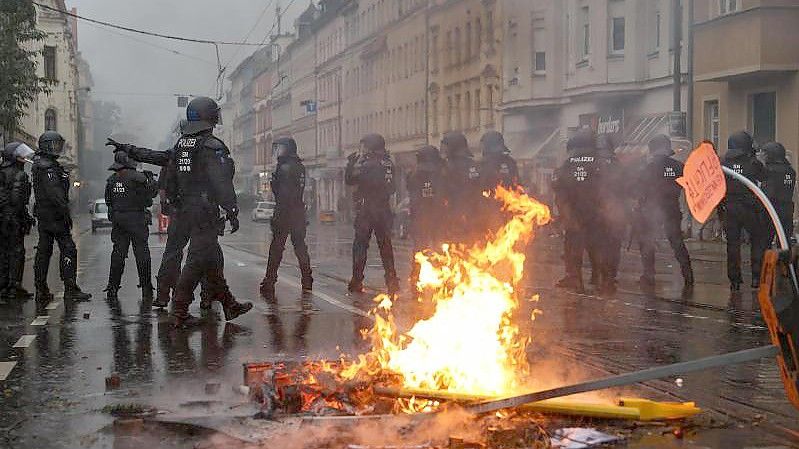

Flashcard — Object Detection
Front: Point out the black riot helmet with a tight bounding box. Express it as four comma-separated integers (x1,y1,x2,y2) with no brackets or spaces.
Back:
108,150,137,171
2,142,21,165
440,132,470,159
273,137,298,159
648,134,673,156
763,142,788,164
183,96,221,135
480,131,509,157
566,128,595,155
360,133,386,155
416,145,443,170
37,131,65,156
728,130,755,156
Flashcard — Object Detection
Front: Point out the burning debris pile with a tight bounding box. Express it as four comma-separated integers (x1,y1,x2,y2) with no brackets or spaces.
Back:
247,187,554,418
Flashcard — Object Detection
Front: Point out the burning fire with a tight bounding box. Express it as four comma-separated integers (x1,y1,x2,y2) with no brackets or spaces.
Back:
339,186,551,401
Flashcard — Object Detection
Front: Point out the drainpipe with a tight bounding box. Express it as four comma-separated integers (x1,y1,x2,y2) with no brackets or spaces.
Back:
686,0,695,140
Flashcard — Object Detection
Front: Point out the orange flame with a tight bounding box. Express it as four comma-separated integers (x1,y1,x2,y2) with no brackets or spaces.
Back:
340,186,551,400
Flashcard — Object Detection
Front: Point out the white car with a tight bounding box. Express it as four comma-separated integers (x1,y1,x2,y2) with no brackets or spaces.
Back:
251,201,276,222
90,199,111,233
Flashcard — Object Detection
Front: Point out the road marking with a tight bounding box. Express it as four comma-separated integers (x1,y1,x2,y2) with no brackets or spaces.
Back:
30,316,49,326
0,361,17,380
279,275,372,319
13,335,36,348
45,301,62,310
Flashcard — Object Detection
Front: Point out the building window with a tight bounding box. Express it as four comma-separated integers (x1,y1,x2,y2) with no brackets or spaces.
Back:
431,34,439,71
44,108,57,132
431,98,438,135
611,17,625,53
704,100,719,149
464,91,471,129
474,89,481,126
534,52,547,72
454,27,461,65
447,96,453,132
445,31,452,67
654,9,661,50
752,92,776,147
475,18,482,56
580,6,590,60
719,0,738,15
43,46,57,80
465,22,472,60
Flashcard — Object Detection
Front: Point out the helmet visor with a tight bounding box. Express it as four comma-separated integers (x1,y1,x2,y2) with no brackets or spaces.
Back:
272,142,292,158
15,143,34,162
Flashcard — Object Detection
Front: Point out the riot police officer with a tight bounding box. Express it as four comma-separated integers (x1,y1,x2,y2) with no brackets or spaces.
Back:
345,133,399,295
722,130,768,290
107,122,213,310
636,135,694,289
0,142,34,301
104,150,159,300
406,145,446,287
761,142,796,244
162,96,252,327
594,134,625,293
32,131,91,302
552,129,601,293
480,131,520,234
442,132,483,243
259,137,313,300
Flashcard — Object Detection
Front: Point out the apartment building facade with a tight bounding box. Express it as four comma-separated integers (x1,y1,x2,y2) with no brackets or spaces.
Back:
692,0,799,162
17,1,82,170
501,0,690,197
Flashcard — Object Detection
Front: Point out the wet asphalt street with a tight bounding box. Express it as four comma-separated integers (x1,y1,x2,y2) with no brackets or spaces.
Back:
0,213,797,448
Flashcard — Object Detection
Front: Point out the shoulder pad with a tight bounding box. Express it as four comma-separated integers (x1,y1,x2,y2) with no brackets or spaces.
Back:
204,136,229,153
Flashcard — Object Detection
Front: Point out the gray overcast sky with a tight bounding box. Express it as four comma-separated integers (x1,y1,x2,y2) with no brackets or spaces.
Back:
67,0,304,148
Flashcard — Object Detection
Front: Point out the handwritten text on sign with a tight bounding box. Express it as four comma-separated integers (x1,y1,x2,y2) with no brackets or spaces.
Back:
676,142,727,224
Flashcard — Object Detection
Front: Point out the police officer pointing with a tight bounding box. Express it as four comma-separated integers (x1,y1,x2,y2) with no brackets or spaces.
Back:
104,150,159,301
32,131,91,302
346,133,399,295
0,142,34,301
260,137,313,300
161,96,252,327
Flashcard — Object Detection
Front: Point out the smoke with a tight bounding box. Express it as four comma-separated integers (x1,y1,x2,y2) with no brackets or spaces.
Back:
67,0,306,148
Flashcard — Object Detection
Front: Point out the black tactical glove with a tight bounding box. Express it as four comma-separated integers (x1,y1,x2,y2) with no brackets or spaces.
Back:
227,208,240,234
105,138,133,153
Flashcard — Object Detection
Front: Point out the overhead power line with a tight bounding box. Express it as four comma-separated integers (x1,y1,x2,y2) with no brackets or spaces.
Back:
32,2,265,46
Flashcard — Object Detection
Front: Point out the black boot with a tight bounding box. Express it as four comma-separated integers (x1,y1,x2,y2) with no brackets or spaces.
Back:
683,269,695,288
348,279,365,293
153,287,170,309
259,281,275,301
35,287,53,303
15,286,33,300
105,286,119,301
141,284,154,302
386,277,400,296
173,312,203,328
301,275,313,293
199,290,212,310
64,282,91,301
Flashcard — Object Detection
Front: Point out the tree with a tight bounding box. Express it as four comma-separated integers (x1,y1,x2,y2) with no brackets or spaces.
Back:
0,0,53,136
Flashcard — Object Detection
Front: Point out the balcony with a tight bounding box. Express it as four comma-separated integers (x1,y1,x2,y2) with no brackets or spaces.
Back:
693,6,799,82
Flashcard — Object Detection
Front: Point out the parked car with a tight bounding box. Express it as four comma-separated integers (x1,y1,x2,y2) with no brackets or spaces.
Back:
91,199,111,233
251,201,276,222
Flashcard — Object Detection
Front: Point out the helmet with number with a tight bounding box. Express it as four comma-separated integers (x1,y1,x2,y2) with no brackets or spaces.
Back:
273,137,298,159
728,130,755,156
108,149,137,171
416,145,443,170
480,131,509,157
183,96,221,135
37,131,65,157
